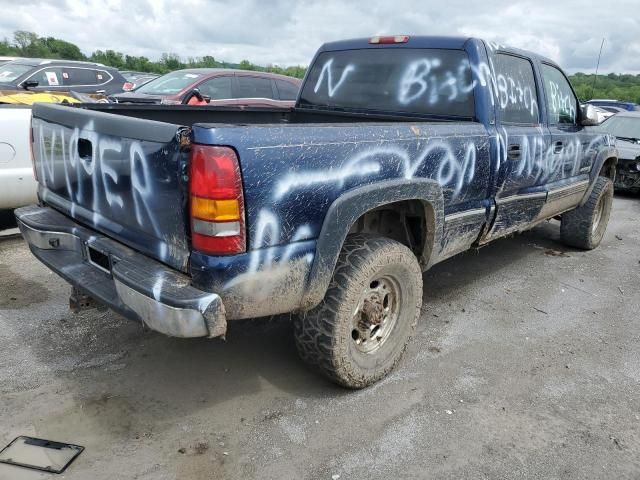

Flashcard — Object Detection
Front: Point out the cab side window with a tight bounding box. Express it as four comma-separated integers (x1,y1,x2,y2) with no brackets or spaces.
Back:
236,76,274,99
541,64,578,125
198,76,233,99
64,68,99,86
493,53,540,124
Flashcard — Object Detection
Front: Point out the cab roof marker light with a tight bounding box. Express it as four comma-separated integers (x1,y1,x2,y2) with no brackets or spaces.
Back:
369,35,410,44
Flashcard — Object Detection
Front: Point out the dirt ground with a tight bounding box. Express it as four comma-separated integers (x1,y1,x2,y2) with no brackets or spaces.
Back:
0,196,639,480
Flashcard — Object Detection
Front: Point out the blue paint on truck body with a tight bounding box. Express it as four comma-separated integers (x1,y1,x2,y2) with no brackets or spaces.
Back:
23,36,616,325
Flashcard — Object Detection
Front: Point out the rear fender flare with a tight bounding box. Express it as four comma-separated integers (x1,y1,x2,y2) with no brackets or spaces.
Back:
300,178,444,310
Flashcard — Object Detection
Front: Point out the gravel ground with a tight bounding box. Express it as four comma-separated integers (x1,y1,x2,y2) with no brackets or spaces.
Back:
0,196,639,480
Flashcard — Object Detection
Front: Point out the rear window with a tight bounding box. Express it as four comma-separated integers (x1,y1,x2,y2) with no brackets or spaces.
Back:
0,64,33,83
65,68,105,85
299,49,475,117
136,71,204,95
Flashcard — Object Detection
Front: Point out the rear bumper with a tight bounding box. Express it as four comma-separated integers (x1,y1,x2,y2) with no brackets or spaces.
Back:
15,205,227,338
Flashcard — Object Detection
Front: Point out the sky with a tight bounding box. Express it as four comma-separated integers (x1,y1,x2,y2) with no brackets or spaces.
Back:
0,0,638,73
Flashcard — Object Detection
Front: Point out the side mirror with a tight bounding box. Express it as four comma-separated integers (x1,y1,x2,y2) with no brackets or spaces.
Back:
21,80,39,90
580,104,600,126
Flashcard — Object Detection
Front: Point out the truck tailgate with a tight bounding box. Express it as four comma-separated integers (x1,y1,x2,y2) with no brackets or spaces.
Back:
31,103,191,272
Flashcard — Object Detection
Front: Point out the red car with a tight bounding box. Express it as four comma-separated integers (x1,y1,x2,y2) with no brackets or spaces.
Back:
110,68,301,106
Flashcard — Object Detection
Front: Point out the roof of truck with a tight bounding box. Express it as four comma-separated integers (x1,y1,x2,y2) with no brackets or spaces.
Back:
317,36,557,67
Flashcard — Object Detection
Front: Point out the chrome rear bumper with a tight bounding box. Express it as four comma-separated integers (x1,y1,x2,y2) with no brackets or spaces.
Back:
15,205,227,338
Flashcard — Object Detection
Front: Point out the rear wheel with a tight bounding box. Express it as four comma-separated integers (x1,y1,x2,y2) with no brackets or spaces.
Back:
293,235,423,388
560,176,613,249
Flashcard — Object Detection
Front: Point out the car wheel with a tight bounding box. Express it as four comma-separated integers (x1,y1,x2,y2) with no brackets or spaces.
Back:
560,176,613,249
293,234,423,388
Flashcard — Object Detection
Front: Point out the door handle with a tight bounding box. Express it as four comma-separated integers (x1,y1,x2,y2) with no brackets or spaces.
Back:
507,144,521,160
554,141,564,153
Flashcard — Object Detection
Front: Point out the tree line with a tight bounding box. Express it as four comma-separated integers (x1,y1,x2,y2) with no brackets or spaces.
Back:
0,31,307,79
2,31,640,103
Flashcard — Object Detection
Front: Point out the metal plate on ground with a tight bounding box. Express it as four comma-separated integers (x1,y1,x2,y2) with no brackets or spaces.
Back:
0,436,84,474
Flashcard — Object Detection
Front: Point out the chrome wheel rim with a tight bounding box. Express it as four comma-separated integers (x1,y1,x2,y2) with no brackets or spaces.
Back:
592,196,605,235
351,275,401,354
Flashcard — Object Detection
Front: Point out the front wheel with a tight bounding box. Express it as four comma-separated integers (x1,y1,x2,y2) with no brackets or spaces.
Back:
293,235,423,388
560,176,613,250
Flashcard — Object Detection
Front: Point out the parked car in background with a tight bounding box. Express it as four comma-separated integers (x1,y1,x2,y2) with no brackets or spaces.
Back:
120,70,160,91
599,105,627,115
0,105,36,210
589,105,615,123
0,90,104,211
110,68,301,106
587,99,640,112
0,59,128,95
598,111,640,192
0,56,21,66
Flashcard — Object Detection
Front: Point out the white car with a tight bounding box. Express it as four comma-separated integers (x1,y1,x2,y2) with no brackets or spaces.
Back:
0,106,38,210
0,56,21,67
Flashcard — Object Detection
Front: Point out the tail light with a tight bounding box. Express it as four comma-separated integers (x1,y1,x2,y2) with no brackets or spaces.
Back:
122,82,135,91
369,35,410,44
189,145,245,255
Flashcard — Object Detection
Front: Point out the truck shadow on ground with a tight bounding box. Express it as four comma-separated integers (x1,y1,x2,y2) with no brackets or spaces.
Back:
21,220,579,439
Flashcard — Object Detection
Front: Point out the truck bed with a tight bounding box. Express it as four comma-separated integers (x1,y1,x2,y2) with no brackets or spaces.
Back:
72,103,461,126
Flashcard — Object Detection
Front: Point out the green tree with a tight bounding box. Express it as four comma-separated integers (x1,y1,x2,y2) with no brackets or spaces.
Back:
239,59,257,71
40,37,84,60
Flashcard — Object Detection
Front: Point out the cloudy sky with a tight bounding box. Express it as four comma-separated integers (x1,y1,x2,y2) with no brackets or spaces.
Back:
0,0,638,73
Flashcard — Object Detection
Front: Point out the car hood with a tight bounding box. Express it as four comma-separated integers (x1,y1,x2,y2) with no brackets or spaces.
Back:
615,139,640,161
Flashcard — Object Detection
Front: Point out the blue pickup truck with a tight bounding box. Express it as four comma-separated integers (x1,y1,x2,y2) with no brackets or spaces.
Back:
16,36,617,388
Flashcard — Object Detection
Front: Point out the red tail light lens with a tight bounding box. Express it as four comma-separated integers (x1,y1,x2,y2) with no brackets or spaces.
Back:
369,35,410,44
189,145,245,255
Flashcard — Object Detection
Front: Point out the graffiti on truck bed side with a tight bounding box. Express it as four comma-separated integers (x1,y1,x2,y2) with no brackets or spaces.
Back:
232,127,608,301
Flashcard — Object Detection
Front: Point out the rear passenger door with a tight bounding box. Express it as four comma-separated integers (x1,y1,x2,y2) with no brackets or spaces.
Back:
63,68,98,92
539,64,594,216
486,52,551,239
234,75,277,100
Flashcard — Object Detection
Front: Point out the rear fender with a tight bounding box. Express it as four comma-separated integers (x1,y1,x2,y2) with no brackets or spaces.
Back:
300,178,444,310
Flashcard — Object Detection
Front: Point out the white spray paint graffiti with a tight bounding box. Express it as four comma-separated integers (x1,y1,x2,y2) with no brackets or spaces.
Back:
35,120,163,244
547,80,576,123
238,124,611,300
398,57,476,106
234,137,483,294
224,208,313,290
316,49,540,121
274,152,381,200
313,58,356,97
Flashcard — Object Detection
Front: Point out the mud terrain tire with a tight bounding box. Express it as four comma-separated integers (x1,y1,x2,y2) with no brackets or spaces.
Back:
294,235,423,388
560,176,613,250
